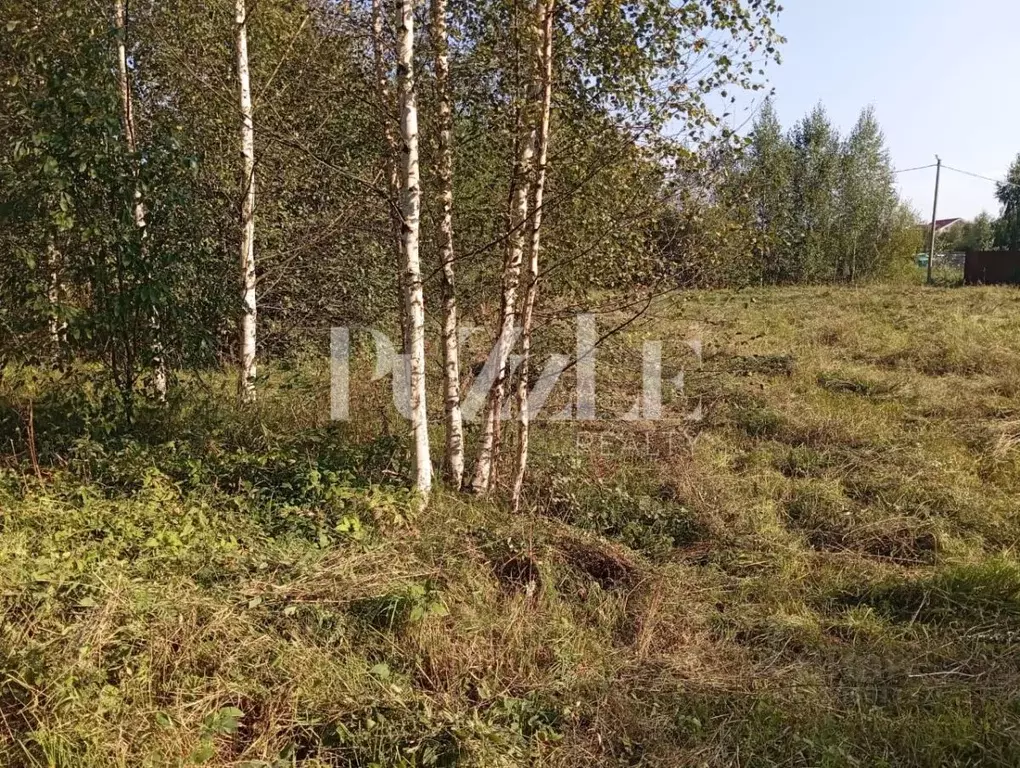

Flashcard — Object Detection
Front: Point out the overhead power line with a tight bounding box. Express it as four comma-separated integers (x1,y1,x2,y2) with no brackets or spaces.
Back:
942,164,1020,191
892,161,1020,191
893,163,938,175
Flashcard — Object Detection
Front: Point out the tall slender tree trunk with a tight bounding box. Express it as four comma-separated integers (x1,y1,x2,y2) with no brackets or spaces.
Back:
372,0,410,353
114,0,137,153
235,0,257,404
115,0,167,401
46,235,65,354
470,0,545,494
850,234,858,283
511,0,554,513
431,0,465,489
397,0,432,502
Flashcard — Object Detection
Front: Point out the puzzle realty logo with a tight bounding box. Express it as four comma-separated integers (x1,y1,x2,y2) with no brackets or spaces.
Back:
575,424,701,460
329,313,705,424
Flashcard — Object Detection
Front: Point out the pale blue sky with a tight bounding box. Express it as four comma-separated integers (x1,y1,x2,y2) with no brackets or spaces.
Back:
746,0,1020,220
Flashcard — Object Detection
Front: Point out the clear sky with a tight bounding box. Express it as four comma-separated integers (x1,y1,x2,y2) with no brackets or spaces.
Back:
747,0,1020,221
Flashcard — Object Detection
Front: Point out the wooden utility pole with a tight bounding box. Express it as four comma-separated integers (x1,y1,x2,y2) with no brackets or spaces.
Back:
927,156,942,285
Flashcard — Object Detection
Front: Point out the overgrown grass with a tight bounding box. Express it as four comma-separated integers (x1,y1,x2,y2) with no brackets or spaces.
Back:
2,282,1020,765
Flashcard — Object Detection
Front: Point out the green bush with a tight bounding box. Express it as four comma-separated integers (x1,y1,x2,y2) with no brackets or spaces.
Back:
542,477,702,558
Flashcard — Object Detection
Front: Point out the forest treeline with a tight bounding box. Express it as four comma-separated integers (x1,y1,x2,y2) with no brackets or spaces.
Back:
1,0,924,503
663,101,922,286
940,154,1020,253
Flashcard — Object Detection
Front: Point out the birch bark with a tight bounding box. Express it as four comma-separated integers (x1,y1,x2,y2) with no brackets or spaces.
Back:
398,0,433,500
512,0,555,513
470,0,545,494
46,235,65,352
235,0,257,404
115,0,167,400
431,0,465,488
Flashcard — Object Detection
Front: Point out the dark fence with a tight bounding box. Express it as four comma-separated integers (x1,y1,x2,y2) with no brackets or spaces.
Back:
964,251,1020,285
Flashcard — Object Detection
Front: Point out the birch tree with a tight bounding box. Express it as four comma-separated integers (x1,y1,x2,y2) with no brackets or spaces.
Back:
470,0,546,494
46,236,65,352
115,0,167,400
397,0,432,501
236,0,257,404
789,106,840,282
431,0,465,489
836,108,897,282
511,0,555,513
743,101,795,284
995,156,1020,251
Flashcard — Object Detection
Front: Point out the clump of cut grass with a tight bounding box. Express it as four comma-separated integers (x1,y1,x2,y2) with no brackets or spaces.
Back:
817,369,903,398
717,352,796,378
727,395,788,439
846,557,1020,629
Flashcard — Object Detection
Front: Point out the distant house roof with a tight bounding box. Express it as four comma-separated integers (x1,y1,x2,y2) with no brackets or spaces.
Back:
934,218,963,233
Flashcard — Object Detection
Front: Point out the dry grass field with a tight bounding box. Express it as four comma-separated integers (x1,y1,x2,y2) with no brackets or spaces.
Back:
2,282,1020,766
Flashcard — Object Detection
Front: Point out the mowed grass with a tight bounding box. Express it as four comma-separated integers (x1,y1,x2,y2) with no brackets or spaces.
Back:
2,282,1020,766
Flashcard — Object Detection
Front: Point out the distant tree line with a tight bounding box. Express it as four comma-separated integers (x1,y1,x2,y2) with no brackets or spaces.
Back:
942,155,1020,253
652,101,922,286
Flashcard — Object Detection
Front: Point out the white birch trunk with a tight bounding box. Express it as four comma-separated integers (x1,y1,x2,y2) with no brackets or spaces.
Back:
511,0,555,513
397,0,433,501
46,235,65,351
236,0,257,404
372,0,410,354
114,0,136,154
470,0,544,494
115,0,167,401
431,0,465,489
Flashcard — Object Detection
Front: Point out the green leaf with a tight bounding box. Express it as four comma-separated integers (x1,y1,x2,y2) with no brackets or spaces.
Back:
203,706,244,737
189,740,215,764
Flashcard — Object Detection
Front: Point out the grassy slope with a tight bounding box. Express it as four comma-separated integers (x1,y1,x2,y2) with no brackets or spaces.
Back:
2,283,1020,766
